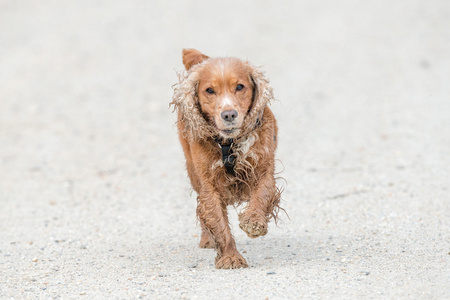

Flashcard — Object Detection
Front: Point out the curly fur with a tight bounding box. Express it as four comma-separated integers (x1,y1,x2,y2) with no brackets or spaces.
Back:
171,60,274,142
171,49,283,269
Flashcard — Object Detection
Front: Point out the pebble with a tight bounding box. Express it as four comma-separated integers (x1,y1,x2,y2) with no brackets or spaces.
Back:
158,273,167,277
188,263,198,268
266,271,276,275
32,257,38,262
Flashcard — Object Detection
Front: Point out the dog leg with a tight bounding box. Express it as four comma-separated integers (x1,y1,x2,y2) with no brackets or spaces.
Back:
239,175,279,238
198,216,215,249
198,185,248,269
199,228,215,249
196,197,216,248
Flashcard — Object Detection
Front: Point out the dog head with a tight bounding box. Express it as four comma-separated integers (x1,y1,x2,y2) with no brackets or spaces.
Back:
172,49,274,141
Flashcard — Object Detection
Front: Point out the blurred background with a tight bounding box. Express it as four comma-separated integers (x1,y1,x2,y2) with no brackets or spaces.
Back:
1,0,449,298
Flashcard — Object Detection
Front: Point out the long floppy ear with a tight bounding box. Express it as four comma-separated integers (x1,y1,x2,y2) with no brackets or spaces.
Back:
182,49,209,70
171,63,216,141
241,63,275,134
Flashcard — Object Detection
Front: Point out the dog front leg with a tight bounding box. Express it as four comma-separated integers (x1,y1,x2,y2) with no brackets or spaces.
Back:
239,173,280,238
197,184,248,269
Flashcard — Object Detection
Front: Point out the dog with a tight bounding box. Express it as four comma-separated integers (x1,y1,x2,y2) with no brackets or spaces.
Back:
171,49,282,269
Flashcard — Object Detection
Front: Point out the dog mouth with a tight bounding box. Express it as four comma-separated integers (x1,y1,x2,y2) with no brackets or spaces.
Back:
219,128,240,137
214,118,242,138
221,129,235,135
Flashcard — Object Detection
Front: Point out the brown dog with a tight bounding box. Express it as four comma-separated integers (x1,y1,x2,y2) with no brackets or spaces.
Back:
171,49,282,269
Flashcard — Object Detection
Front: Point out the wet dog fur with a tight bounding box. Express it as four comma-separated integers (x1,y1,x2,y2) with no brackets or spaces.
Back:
171,49,282,269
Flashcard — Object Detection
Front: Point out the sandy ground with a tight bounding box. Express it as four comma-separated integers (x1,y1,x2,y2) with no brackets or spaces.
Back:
1,0,449,299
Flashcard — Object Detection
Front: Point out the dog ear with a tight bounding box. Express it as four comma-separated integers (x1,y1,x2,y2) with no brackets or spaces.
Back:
241,63,274,133
182,49,209,70
172,66,216,141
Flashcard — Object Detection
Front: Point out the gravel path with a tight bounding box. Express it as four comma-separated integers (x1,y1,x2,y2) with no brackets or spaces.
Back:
1,1,449,299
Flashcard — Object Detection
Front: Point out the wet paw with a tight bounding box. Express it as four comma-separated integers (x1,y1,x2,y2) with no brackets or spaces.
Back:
239,213,268,238
215,252,248,269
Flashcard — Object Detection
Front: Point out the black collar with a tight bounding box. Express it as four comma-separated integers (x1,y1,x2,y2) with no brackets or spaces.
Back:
213,117,263,175
214,137,235,175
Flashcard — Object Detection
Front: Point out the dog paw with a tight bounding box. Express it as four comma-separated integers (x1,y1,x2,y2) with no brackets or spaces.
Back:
239,213,268,238
215,252,248,269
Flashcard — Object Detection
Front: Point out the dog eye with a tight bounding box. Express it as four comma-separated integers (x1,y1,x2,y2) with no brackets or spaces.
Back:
236,84,244,91
206,88,215,94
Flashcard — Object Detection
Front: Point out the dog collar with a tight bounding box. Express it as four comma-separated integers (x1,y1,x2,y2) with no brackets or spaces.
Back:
215,137,236,175
213,117,263,175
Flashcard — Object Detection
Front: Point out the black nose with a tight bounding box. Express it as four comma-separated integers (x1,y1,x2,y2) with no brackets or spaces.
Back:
221,110,238,122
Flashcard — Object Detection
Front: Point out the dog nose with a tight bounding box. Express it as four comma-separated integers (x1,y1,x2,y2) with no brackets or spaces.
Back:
221,110,238,122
